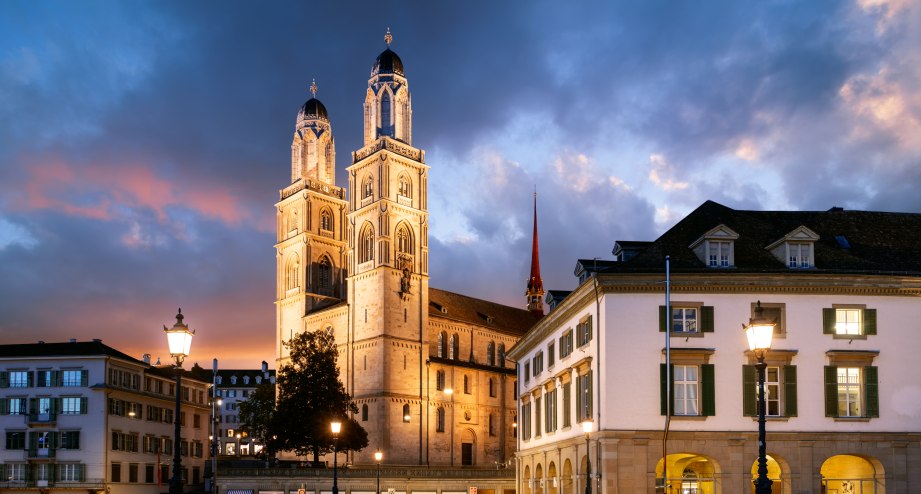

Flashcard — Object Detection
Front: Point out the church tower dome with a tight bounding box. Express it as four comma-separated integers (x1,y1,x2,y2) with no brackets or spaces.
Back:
363,28,412,146
291,80,336,185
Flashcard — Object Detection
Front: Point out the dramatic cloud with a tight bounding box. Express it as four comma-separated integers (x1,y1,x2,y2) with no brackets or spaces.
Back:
2,0,920,367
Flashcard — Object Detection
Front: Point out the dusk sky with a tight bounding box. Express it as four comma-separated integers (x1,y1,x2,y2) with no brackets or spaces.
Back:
2,1,920,368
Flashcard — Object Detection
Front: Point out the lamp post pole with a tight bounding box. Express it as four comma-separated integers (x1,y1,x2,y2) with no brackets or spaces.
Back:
744,301,775,494
331,421,342,494
754,352,770,494
374,451,382,494
581,421,592,494
164,309,194,494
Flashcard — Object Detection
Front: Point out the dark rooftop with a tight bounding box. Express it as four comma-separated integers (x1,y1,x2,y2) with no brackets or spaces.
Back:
429,287,540,336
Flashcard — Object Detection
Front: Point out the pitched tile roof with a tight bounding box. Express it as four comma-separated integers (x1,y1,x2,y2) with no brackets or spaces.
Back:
614,200,921,274
0,339,143,362
429,287,540,336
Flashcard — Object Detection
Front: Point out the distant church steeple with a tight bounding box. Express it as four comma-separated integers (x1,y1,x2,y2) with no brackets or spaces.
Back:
526,191,545,315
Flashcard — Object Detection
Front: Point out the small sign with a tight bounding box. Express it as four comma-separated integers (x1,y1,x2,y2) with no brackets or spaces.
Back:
298,489,306,494
468,487,477,494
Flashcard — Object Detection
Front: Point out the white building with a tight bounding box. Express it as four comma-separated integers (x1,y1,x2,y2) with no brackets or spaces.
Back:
508,200,921,494
211,363,275,457
0,333,211,494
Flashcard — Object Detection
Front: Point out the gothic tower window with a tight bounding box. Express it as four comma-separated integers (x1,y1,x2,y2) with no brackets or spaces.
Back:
318,257,332,294
320,208,333,232
398,175,412,198
451,333,460,361
363,176,374,200
359,224,375,263
381,92,392,137
285,255,300,291
396,224,414,255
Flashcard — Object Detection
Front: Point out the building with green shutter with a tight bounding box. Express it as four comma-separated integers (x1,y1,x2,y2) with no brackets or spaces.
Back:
507,200,921,494
0,338,211,494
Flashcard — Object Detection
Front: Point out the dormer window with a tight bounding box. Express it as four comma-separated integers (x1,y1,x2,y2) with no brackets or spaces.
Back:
689,225,739,268
766,226,818,269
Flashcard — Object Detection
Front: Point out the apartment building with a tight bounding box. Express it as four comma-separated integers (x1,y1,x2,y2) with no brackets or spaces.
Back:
0,339,211,494
509,200,921,494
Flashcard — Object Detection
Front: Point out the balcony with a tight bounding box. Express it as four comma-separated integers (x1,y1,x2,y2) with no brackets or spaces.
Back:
25,412,56,425
27,447,56,459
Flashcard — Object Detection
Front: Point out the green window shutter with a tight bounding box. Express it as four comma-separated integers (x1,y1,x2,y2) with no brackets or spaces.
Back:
863,309,877,335
52,371,62,387
27,371,34,387
700,306,715,333
80,397,88,414
28,431,38,449
823,308,836,334
0,398,8,415
659,306,668,332
0,372,8,388
864,366,879,418
824,366,838,417
36,372,47,388
701,364,716,416
742,365,757,416
80,370,89,387
660,364,668,415
783,365,798,417
28,398,37,414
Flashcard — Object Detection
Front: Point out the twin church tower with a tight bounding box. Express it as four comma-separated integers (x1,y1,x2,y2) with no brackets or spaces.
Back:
275,31,542,466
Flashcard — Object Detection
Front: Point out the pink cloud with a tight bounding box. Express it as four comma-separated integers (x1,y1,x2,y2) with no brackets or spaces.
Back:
11,155,268,234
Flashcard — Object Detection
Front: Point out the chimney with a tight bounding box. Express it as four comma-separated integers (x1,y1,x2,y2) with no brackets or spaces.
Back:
142,354,151,364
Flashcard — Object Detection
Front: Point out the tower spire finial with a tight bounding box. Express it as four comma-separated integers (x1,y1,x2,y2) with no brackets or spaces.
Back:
526,188,545,316
309,79,318,98
384,27,393,46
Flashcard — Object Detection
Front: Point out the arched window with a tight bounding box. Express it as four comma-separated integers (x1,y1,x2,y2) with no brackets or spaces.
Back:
487,341,496,366
243,376,250,385
438,331,448,358
398,175,412,198
498,343,506,365
449,334,458,360
361,404,368,422
436,407,445,432
463,375,470,394
285,255,300,290
396,224,413,255
363,176,373,199
381,92,391,136
402,404,411,423
488,413,496,436
359,224,374,263
289,209,298,233
489,378,496,397
230,376,237,385
318,257,332,293
436,370,445,391
320,208,333,232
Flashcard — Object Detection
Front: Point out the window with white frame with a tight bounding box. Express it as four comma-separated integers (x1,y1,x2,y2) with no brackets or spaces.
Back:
576,371,593,421
562,381,571,428
788,242,811,268
58,463,84,482
576,316,592,347
836,309,860,335
9,371,29,388
62,370,85,387
824,306,876,337
672,307,698,333
824,351,878,419
560,330,573,358
545,388,557,433
673,365,699,416
837,367,862,417
708,240,731,267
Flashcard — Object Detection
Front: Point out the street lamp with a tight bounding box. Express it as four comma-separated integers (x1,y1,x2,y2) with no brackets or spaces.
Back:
164,309,194,494
331,421,342,494
582,420,593,494
744,301,775,494
374,450,383,494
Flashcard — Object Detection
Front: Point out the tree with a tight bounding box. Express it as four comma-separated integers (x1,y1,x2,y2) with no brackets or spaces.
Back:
270,328,368,461
238,380,276,459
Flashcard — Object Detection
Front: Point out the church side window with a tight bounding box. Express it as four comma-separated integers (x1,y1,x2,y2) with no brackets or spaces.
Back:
436,407,445,432
438,331,447,358
449,334,459,360
318,257,332,294
487,342,496,366
498,343,506,365
359,225,374,263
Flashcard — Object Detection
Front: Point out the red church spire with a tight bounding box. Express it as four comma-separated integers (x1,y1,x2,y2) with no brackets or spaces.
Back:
526,190,545,315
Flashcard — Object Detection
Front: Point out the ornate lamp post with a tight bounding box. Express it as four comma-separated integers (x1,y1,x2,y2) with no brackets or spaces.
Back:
164,309,194,494
744,301,775,494
331,421,342,494
374,450,383,494
581,420,593,494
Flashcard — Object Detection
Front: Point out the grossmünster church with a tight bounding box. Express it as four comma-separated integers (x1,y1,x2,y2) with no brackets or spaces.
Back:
274,31,542,469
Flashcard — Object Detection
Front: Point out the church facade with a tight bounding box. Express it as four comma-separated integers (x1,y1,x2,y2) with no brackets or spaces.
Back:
274,32,540,470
